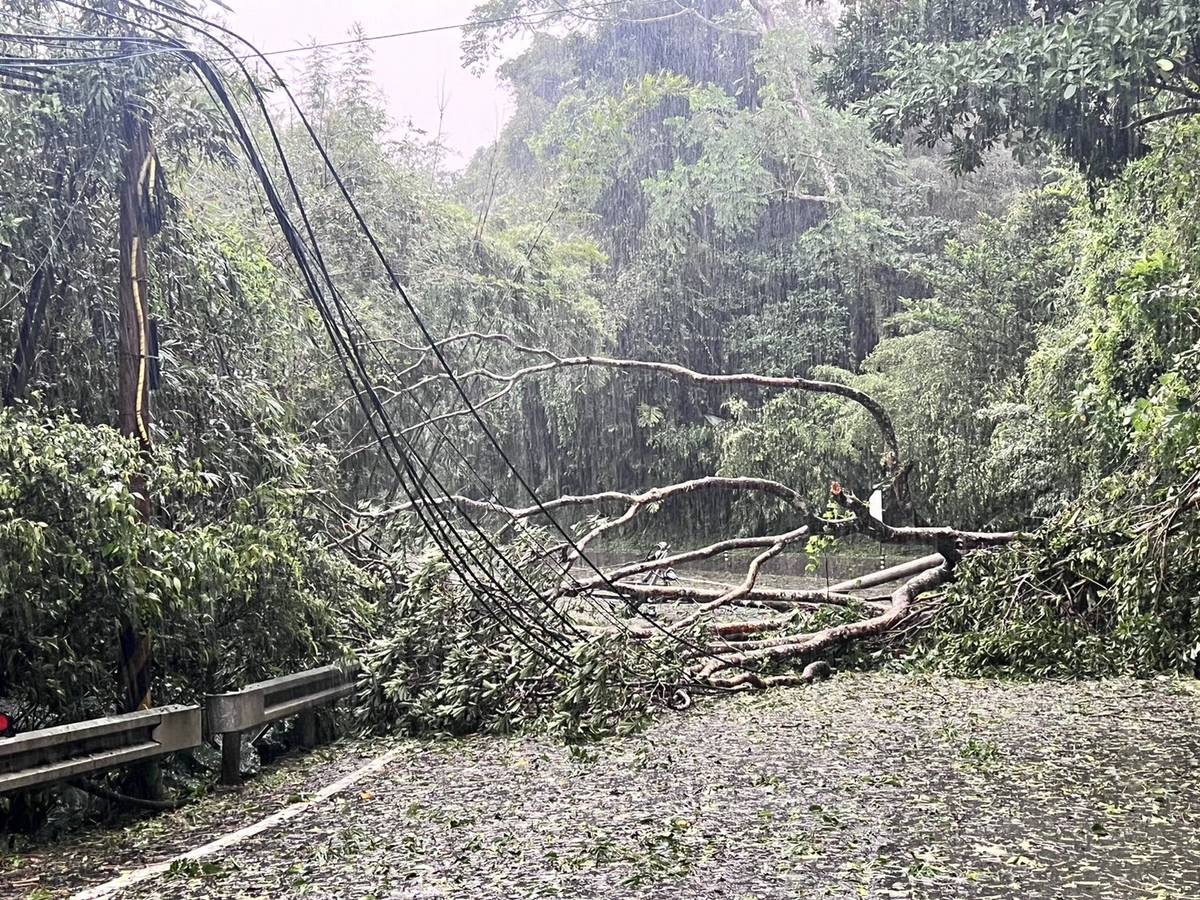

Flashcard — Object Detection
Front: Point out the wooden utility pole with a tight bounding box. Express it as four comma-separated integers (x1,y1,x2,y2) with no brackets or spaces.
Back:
118,105,156,471
117,102,163,798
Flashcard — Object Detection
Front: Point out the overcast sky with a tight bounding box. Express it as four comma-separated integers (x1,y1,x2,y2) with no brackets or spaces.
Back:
226,1,517,167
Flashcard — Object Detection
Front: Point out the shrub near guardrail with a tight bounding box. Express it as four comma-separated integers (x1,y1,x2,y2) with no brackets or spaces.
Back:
0,410,378,734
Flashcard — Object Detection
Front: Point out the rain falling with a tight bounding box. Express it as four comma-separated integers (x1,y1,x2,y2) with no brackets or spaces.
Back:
1,2,1199,897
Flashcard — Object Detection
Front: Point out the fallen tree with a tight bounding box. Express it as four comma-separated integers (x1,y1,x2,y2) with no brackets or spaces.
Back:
355,336,1022,706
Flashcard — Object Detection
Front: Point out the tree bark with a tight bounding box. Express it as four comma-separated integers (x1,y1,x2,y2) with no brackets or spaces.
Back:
118,108,155,465
825,553,944,594
3,267,52,406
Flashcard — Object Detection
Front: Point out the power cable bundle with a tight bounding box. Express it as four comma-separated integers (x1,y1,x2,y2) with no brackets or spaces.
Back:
0,0,753,689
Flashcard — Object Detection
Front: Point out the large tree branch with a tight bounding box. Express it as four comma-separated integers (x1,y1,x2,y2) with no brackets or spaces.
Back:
395,332,903,479
572,480,1017,608
825,553,943,593
559,523,834,596
688,483,1022,687
606,581,875,610
668,526,803,629
373,474,806,521
830,482,1020,549
700,558,954,686
1128,105,1200,131
367,322,1036,690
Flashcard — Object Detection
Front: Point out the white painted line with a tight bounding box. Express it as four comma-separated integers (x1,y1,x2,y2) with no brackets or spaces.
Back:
71,746,403,900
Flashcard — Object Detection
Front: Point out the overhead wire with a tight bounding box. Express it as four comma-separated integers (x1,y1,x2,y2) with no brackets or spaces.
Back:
1,17,600,628
124,0,653,636
5,12,578,664
233,0,654,58
0,20,706,687
138,0,763,679
4,1,763,683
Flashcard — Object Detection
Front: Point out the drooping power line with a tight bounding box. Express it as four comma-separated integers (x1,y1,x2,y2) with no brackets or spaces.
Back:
242,0,653,59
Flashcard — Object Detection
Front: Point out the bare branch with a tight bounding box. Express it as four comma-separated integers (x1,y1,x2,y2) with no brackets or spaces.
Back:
375,475,806,521
603,582,872,609
581,617,788,640
1128,105,1200,130
825,553,943,593
830,483,1021,549
669,525,804,629
701,559,954,686
392,332,904,478
561,523,829,596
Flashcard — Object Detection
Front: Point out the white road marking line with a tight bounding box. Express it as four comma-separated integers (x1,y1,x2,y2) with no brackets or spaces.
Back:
71,746,403,900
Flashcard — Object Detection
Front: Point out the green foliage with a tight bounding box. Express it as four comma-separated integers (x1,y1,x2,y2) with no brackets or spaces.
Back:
356,533,688,742
713,168,1080,530
457,8,1036,537
909,121,1200,674
717,381,881,529
0,409,375,729
1041,121,1200,479
922,469,1200,676
821,0,1200,178
850,183,1080,526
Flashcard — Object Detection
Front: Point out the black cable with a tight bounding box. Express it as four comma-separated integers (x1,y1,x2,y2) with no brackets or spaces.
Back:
10,13,639,642
152,3,709,634
3,38,594,690
116,0,617,639
150,2,762,678
9,13,578,664
11,4,760,682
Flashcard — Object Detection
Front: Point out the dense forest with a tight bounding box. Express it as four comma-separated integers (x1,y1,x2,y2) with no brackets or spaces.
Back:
3,0,1200,791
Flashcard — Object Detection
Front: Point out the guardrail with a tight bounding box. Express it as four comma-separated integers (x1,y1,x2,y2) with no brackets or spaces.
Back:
205,663,359,785
0,662,360,797
0,705,201,796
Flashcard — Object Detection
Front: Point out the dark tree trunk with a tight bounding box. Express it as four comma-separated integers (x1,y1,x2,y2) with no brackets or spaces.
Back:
3,267,52,406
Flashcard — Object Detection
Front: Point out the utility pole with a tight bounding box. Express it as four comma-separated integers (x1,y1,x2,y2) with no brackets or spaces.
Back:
117,101,163,798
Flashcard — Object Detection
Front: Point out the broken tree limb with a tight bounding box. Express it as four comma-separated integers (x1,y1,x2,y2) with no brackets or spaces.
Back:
825,553,944,594
678,485,1023,686
368,330,1032,691
580,618,789,640
598,582,870,609
830,482,1022,549
392,332,903,481
558,523,838,597
669,526,805,630
700,558,955,686
372,475,806,521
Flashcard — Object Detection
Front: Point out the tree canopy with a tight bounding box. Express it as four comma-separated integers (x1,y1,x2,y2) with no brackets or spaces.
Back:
820,0,1200,177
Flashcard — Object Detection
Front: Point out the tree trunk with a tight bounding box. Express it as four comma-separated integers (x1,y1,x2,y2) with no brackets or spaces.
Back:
2,267,52,406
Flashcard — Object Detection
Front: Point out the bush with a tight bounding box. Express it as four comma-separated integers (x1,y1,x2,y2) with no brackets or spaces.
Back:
0,409,376,730
356,532,687,742
919,466,1200,677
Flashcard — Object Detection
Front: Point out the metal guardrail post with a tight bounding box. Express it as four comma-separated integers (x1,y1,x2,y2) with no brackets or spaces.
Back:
205,662,358,785
299,710,317,749
221,730,242,787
